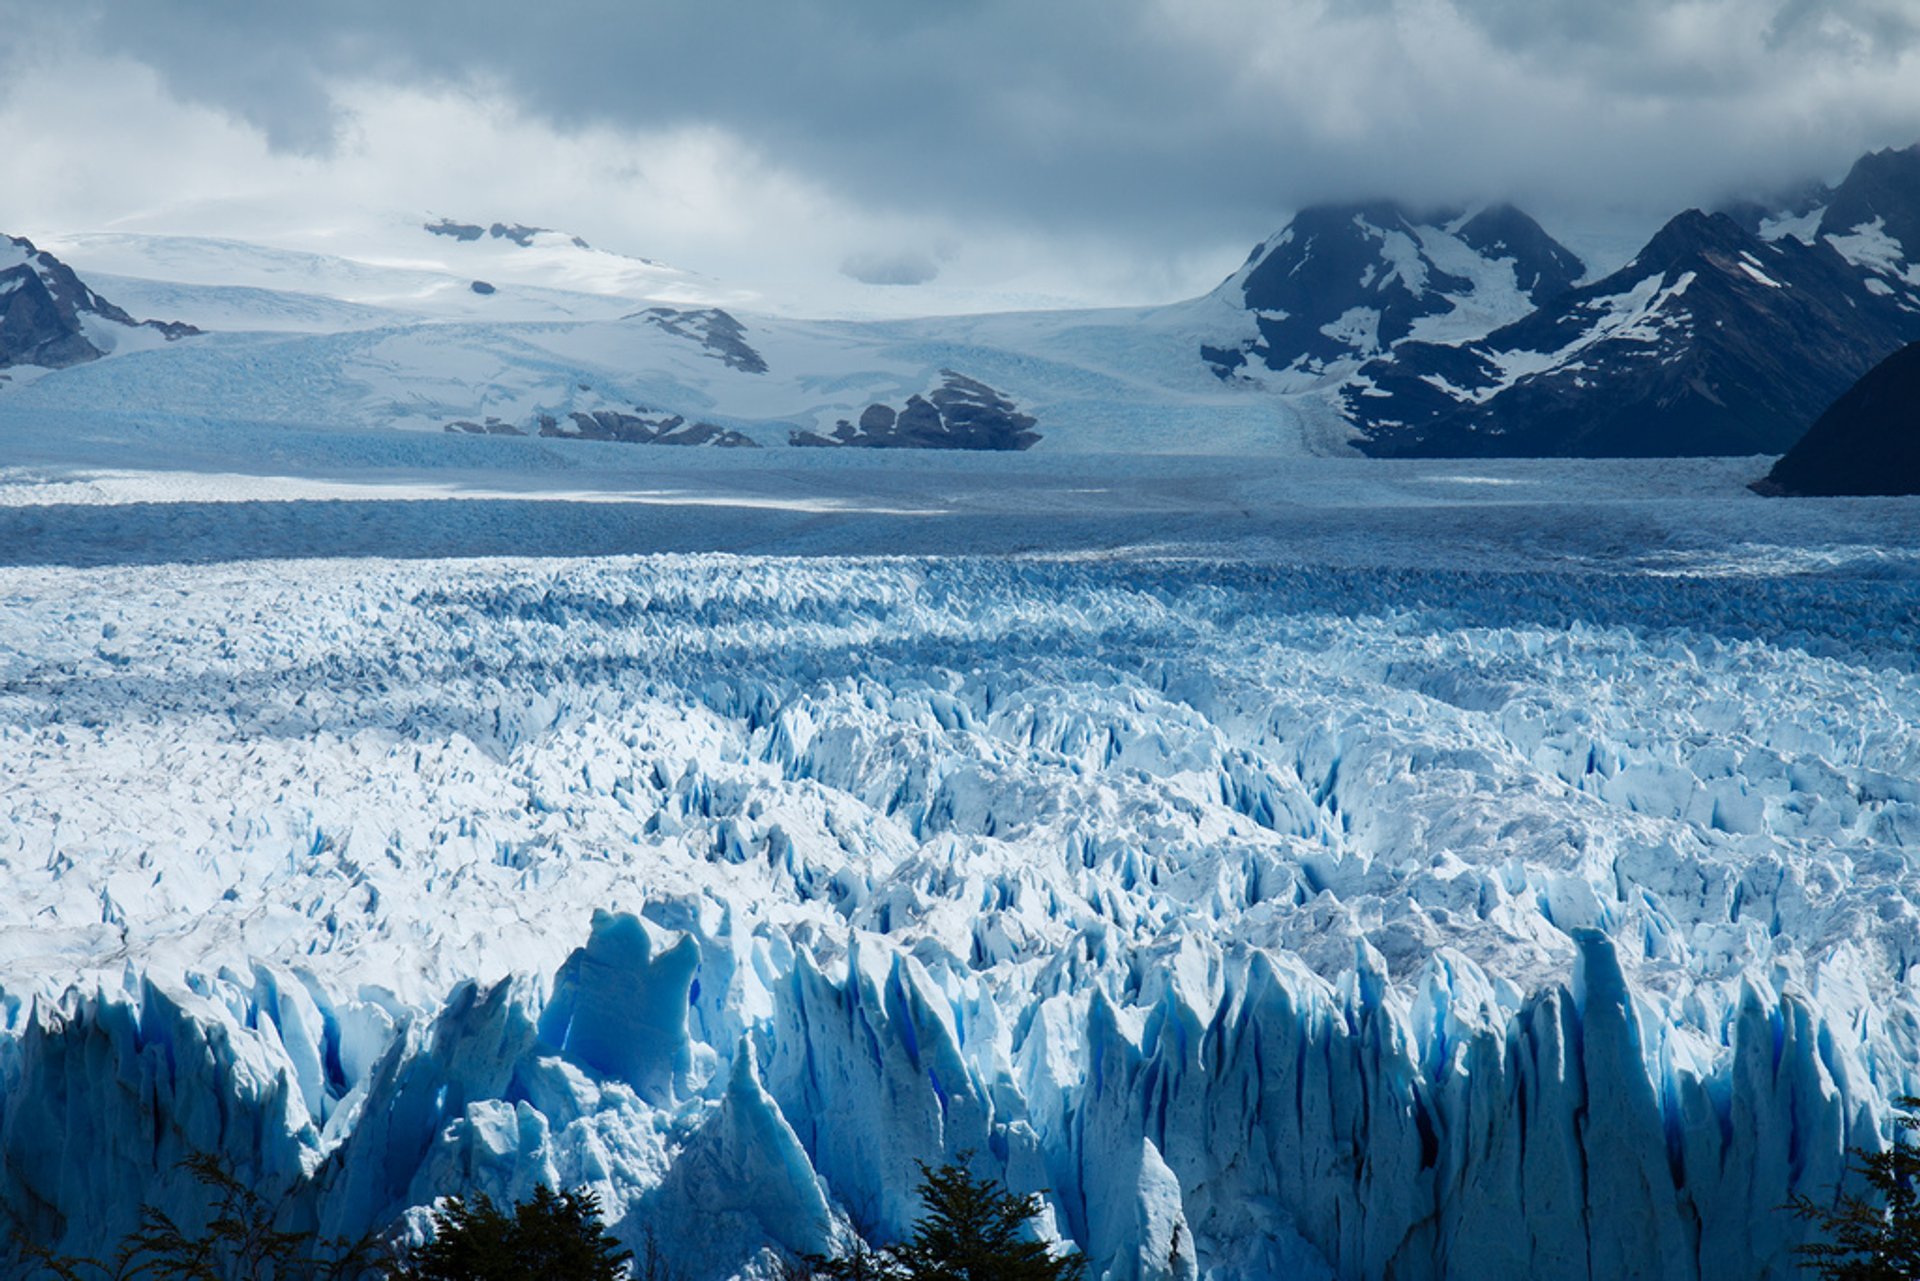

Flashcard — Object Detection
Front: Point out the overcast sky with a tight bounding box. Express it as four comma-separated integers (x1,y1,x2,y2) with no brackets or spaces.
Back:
3,0,1919,312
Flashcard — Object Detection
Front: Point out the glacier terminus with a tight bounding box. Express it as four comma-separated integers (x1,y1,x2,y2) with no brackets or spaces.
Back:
1,449,1917,1280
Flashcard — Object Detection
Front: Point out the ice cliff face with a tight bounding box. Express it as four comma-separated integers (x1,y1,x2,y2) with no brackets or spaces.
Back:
3,554,1918,1279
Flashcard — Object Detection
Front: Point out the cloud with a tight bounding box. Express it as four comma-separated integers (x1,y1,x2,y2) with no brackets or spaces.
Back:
840,250,941,287
2,0,1919,307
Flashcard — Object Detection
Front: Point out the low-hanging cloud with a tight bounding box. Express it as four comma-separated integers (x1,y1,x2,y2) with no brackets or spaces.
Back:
3,0,1919,305
841,250,941,287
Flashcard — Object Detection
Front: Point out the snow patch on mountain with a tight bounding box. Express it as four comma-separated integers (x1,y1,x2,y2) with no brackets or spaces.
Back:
1825,217,1920,286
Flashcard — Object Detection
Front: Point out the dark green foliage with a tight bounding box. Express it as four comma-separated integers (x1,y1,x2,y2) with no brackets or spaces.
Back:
1793,1098,1920,1279
802,1234,896,1281
14,1151,380,1280
393,1185,632,1281
804,1155,1078,1281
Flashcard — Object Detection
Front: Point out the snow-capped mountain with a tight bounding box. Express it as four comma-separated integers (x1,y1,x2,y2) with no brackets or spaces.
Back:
1759,340,1920,495
1336,144,1920,457
0,234,196,375
33,220,732,330
8,143,1920,461
1200,201,1584,386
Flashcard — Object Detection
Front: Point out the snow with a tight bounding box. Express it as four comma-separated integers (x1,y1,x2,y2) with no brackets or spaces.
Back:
1737,253,1784,289
1432,272,1697,407
2,428,1920,1279
0,290,1306,454
1825,217,1920,285
1318,306,1382,354
1403,222,1537,347
1362,219,1430,296
1758,207,1826,245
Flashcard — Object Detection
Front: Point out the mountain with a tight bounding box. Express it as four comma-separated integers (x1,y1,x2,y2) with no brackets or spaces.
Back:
0,235,196,373
7,143,1920,460
1812,143,1920,312
1339,209,1920,456
1201,201,1583,386
1758,340,1920,495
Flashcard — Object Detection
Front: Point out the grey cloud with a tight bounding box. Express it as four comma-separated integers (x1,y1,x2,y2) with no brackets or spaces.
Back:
13,0,1920,248
841,250,941,286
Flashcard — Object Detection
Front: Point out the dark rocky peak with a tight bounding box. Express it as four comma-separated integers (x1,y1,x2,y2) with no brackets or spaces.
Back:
1620,209,1765,278
1207,198,1583,381
1208,200,1468,379
1759,340,1920,496
1,234,197,370
1238,201,1471,315
1453,203,1584,303
1818,143,1920,250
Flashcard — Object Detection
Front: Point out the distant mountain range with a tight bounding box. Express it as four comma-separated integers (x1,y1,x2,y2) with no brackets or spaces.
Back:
1202,143,1920,458
4,146,1920,460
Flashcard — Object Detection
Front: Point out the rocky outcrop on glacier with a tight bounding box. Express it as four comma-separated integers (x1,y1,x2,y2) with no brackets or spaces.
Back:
633,307,769,374
445,407,759,446
790,370,1040,450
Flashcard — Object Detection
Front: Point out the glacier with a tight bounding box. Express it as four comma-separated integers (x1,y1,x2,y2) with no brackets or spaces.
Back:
2,455,1920,1279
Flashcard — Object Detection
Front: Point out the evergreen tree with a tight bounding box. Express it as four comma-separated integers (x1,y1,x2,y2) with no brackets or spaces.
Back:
394,1186,632,1281
1793,1099,1920,1280
805,1155,1078,1281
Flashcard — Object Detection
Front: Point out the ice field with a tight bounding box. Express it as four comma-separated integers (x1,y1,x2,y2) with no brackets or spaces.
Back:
2,436,1919,1279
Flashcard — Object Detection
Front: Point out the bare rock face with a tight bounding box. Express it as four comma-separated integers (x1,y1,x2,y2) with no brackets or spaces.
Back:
790,371,1040,450
1758,341,1920,496
0,234,198,371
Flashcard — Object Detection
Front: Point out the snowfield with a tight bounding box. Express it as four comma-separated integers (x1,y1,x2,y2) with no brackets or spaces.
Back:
2,444,1919,1280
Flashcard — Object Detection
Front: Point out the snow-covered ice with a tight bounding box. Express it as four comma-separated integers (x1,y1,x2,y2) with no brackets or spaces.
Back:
2,439,1919,1280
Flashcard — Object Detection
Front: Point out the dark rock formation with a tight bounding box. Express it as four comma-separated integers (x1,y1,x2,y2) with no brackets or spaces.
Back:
633,307,768,374
0,234,198,371
424,219,592,250
540,409,757,447
445,407,757,447
1757,341,1920,495
470,280,496,295
425,219,486,242
790,371,1039,450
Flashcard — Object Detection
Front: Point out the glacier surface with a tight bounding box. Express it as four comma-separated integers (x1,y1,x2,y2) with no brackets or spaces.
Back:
2,453,1919,1279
